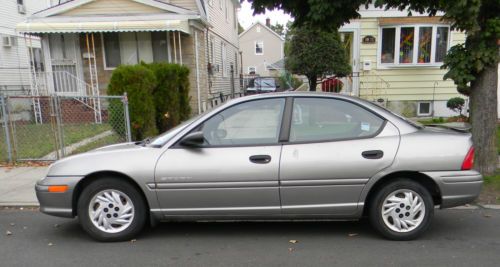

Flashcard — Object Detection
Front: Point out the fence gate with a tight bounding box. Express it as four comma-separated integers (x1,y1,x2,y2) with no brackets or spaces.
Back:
0,95,131,163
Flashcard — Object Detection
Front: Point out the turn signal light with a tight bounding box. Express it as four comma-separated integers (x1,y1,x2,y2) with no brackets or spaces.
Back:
48,185,69,193
461,147,474,170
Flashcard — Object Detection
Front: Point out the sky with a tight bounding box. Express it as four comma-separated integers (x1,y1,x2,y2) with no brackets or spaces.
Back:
237,0,293,30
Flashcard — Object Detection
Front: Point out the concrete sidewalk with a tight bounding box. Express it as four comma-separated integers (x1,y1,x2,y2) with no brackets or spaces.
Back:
0,166,48,206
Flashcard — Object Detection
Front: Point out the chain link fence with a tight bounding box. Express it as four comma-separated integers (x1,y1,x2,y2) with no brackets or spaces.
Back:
0,95,131,163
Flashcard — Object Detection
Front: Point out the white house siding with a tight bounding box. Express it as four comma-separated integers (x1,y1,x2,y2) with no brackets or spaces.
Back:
169,0,199,11
205,0,240,98
60,0,166,15
356,17,467,117
0,0,48,95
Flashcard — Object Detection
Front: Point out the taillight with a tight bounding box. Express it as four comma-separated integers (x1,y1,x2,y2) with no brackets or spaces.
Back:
461,146,474,170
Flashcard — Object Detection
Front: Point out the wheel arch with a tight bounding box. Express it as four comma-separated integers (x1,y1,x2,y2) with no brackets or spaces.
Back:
72,171,151,217
361,171,441,216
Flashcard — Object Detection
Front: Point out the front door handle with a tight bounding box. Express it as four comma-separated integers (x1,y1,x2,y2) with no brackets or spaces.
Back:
362,150,384,159
249,155,272,164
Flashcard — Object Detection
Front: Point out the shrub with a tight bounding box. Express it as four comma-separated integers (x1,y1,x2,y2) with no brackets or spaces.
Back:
447,97,465,116
144,63,191,133
108,65,158,141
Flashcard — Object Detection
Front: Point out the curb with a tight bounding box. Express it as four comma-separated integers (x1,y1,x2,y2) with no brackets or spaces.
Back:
0,202,39,208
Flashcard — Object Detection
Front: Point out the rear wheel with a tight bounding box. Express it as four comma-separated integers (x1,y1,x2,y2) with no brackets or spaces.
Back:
369,179,434,240
77,178,147,242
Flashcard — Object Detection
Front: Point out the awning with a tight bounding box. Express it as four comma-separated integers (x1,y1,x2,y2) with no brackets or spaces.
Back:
17,19,191,34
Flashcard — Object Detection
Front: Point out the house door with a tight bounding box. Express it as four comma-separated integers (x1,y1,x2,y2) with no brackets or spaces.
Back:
339,29,360,96
48,34,83,95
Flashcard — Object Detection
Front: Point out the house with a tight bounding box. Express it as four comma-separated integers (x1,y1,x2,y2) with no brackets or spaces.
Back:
0,0,49,96
333,4,470,117
239,19,284,77
16,0,241,114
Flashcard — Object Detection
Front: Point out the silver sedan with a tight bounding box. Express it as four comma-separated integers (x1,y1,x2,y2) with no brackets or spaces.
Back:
35,92,482,241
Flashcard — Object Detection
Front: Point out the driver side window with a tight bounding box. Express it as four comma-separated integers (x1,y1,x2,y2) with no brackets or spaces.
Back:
290,98,384,142
197,98,285,146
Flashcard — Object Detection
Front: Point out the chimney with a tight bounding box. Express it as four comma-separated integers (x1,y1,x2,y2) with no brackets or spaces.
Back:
266,18,271,27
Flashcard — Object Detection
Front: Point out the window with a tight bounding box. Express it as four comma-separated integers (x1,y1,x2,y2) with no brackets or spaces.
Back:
290,98,385,142
379,25,450,66
221,42,227,76
151,32,169,63
29,48,44,72
255,41,263,55
195,98,285,146
417,102,432,116
219,0,223,10
248,66,257,74
102,33,121,68
209,36,215,63
225,0,229,22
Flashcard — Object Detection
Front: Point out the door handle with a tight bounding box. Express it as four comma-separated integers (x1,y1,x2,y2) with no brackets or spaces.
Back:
249,155,272,164
362,150,384,159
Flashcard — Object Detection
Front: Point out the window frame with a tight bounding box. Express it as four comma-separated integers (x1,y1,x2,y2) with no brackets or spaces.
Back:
377,24,451,69
101,32,121,70
417,101,432,116
255,41,264,55
285,97,388,145
172,97,289,148
221,42,227,77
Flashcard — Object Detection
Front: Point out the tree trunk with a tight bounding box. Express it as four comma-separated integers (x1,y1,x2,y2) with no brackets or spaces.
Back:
308,75,317,91
469,64,498,176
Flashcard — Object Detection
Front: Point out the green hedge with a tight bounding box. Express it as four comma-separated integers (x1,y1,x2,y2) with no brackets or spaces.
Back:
108,63,191,141
144,63,191,133
108,64,158,141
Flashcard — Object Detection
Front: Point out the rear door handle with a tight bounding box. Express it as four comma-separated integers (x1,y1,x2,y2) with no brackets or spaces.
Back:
249,155,272,164
362,150,384,159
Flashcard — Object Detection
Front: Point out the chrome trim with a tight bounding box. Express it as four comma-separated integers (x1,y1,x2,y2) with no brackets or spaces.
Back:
155,181,278,189
151,206,281,212
281,203,359,210
280,179,369,186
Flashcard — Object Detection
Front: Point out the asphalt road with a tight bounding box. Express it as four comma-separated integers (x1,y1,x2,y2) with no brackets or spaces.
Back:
1,208,499,267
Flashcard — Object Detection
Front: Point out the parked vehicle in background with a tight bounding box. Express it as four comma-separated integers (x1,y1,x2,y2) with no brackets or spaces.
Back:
35,92,482,242
245,77,280,95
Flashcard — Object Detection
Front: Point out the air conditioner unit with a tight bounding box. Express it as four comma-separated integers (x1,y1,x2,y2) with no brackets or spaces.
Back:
17,4,26,14
2,36,13,47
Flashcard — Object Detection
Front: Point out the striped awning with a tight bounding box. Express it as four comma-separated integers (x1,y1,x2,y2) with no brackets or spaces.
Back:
17,19,190,34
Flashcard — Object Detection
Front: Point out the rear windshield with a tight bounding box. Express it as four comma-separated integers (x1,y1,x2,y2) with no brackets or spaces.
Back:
255,78,276,87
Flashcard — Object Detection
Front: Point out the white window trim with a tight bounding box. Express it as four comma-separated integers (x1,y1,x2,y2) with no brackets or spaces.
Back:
219,0,223,10
248,66,257,74
225,0,229,23
101,33,118,70
221,42,227,77
377,24,451,69
255,41,264,55
417,101,433,116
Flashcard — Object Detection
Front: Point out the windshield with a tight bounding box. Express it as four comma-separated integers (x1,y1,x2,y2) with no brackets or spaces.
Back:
149,115,200,146
255,78,276,87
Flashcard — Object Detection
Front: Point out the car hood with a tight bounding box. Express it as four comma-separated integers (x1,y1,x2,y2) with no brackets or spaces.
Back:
46,142,163,176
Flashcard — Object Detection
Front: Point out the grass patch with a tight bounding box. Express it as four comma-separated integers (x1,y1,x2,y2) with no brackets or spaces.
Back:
479,173,500,204
70,133,123,156
483,173,500,190
0,123,112,161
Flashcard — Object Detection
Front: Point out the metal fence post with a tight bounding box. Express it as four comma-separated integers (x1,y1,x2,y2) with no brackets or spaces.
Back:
123,93,132,142
1,95,12,162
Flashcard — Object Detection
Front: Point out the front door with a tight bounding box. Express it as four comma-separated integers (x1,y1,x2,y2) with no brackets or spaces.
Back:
339,28,360,96
48,34,83,95
154,98,286,216
279,97,400,215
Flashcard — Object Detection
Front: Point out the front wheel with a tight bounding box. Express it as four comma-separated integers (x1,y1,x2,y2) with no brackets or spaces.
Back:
77,178,147,242
369,179,434,240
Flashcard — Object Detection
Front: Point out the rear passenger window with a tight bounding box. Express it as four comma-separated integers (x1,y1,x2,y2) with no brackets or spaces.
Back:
290,98,385,142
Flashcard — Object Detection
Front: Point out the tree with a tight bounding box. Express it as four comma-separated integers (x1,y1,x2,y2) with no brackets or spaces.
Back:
249,0,499,175
285,25,351,91
446,97,466,116
270,23,286,37
238,22,245,34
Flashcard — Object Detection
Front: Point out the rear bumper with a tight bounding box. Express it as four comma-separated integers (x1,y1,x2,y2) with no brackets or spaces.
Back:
423,170,483,208
35,176,84,218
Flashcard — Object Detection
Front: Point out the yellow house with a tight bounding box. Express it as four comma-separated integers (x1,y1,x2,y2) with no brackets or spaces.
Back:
339,5,467,117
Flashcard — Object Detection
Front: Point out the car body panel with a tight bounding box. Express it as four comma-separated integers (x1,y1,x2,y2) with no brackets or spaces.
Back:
35,92,483,222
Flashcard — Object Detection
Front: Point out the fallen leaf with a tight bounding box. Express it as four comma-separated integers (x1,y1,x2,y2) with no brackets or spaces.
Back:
10,223,15,226
6,230,12,236
348,233,358,237
130,239,137,243
48,243,53,246
289,240,298,244
23,226,28,230
19,207,23,210
288,248,294,252
54,224,59,228
483,214,492,218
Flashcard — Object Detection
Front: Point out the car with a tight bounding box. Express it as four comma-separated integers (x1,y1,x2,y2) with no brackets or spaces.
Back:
36,92,482,242
245,77,279,94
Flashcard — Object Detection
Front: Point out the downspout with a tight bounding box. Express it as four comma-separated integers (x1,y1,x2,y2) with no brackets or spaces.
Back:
195,30,201,114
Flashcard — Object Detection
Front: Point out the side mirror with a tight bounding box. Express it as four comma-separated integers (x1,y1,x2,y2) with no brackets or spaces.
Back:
180,131,205,147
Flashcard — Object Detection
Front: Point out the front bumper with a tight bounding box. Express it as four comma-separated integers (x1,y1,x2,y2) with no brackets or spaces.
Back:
423,170,483,208
35,176,84,218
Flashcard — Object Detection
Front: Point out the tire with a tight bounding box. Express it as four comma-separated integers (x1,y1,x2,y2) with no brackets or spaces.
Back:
77,177,147,242
369,179,434,241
